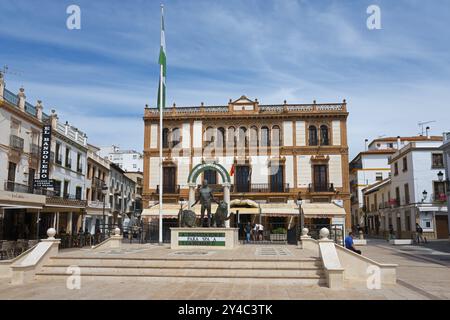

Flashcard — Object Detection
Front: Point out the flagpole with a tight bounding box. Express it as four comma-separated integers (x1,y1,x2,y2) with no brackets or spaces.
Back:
158,4,164,245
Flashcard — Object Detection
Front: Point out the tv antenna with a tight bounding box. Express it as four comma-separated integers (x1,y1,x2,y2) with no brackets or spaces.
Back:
1,65,23,77
418,120,436,136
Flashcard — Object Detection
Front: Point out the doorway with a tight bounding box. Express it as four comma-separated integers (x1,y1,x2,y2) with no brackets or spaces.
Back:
436,215,449,239
163,167,176,193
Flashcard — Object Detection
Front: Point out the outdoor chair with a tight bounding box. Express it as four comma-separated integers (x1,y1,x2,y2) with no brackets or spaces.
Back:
0,241,15,260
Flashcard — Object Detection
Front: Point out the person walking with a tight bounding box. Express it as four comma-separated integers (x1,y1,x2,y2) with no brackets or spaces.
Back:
245,222,252,244
416,223,427,244
345,232,362,255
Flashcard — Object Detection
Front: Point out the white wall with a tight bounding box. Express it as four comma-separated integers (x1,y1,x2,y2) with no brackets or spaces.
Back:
332,120,341,146
283,121,293,146
295,121,305,146
329,155,343,187
297,155,312,187
193,121,202,148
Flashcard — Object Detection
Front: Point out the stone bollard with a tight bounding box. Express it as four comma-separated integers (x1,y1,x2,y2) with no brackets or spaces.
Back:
359,230,364,240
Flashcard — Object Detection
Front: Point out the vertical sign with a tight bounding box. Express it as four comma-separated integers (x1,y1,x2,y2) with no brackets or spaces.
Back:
34,125,54,189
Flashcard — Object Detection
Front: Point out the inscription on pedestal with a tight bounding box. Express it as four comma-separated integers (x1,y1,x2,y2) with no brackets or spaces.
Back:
178,232,226,247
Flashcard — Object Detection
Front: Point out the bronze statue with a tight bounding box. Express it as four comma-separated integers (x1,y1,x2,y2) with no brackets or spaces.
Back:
192,179,219,227
178,209,197,228
213,200,232,228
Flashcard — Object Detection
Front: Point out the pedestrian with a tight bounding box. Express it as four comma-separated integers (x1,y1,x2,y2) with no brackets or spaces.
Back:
258,224,264,241
388,224,395,241
252,223,258,241
415,223,426,244
245,222,251,244
345,232,362,255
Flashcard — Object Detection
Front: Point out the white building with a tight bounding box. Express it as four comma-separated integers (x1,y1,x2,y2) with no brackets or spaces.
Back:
39,111,89,235
363,137,449,239
99,146,143,172
439,132,450,239
109,163,136,227
0,77,47,240
350,136,444,231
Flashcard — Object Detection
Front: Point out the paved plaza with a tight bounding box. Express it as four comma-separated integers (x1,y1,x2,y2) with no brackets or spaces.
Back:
0,241,449,300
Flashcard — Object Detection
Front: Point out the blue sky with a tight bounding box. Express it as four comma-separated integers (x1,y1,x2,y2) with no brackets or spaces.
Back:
1,0,449,158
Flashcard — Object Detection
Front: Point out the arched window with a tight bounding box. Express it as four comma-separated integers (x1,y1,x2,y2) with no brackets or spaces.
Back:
309,125,318,146
172,127,180,148
204,127,214,146
261,126,270,147
272,125,281,147
227,127,236,148
162,128,169,148
250,126,258,148
216,127,226,149
238,127,248,148
320,125,329,146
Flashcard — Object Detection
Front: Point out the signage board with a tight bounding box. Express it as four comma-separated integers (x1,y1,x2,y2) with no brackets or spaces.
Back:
178,232,226,247
34,124,53,189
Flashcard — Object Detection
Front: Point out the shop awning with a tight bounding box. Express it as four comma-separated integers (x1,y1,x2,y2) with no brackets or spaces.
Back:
260,203,298,215
418,206,448,212
142,204,182,218
231,207,260,214
0,204,43,209
302,202,346,217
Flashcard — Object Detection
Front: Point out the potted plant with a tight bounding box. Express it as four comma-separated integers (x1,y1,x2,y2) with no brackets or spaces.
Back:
270,227,287,242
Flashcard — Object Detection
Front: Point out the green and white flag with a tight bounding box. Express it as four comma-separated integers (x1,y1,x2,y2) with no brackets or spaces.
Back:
157,7,166,110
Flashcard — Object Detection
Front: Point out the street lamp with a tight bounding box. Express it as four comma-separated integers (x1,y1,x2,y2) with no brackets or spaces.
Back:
297,193,304,241
422,190,428,203
101,183,109,239
437,171,444,182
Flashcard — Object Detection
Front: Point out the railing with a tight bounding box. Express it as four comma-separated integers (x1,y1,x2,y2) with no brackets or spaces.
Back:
87,200,110,209
92,177,104,188
308,183,335,193
30,144,40,156
433,193,447,202
24,101,36,117
9,135,24,151
3,88,19,106
4,181,32,193
63,193,83,200
156,185,181,194
304,223,345,246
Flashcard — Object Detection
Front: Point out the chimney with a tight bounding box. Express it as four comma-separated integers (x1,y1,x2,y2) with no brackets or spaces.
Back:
426,126,430,139
0,73,4,102
50,109,58,129
18,87,26,111
397,136,401,150
35,100,43,121
365,139,369,151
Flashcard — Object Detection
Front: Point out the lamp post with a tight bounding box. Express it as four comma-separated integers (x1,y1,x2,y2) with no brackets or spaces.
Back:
297,193,303,243
422,190,428,203
437,171,444,182
101,183,108,240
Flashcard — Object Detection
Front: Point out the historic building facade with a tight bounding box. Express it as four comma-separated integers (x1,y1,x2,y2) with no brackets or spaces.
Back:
142,96,351,234
362,137,448,240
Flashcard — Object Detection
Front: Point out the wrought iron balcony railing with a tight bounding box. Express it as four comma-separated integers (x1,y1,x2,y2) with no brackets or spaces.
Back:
30,144,40,156
10,135,24,151
308,183,335,193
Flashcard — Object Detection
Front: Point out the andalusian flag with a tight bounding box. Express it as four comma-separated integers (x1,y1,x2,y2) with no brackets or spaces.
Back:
157,6,166,109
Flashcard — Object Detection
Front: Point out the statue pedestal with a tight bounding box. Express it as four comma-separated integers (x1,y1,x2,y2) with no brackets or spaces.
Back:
170,228,239,250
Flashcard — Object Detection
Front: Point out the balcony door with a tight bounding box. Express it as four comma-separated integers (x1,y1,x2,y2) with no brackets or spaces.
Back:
163,167,176,193
270,165,284,192
235,166,250,192
313,165,328,192
6,162,16,191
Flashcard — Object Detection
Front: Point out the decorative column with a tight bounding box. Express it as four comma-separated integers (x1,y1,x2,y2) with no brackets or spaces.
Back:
223,182,231,228
188,183,197,209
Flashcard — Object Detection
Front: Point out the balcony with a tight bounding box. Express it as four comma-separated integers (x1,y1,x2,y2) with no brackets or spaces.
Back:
92,177,104,188
308,183,335,193
87,200,111,210
10,135,24,151
30,144,40,157
4,181,33,193
46,193,86,208
433,193,448,203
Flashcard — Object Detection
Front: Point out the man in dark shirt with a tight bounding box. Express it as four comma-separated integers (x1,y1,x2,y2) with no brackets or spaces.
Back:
345,232,362,255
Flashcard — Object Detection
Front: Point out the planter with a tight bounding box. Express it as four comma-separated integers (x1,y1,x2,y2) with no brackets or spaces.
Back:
270,233,287,242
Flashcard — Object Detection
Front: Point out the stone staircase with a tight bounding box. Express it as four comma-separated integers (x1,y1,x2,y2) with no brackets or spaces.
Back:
35,255,326,285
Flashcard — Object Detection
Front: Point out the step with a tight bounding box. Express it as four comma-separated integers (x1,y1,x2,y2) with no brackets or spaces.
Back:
38,266,324,277
46,258,322,269
35,273,327,285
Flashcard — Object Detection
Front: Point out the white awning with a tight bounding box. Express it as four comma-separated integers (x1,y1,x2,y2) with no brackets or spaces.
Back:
260,203,298,215
302,202,347,217
418,206,448,212
0,204,44,210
